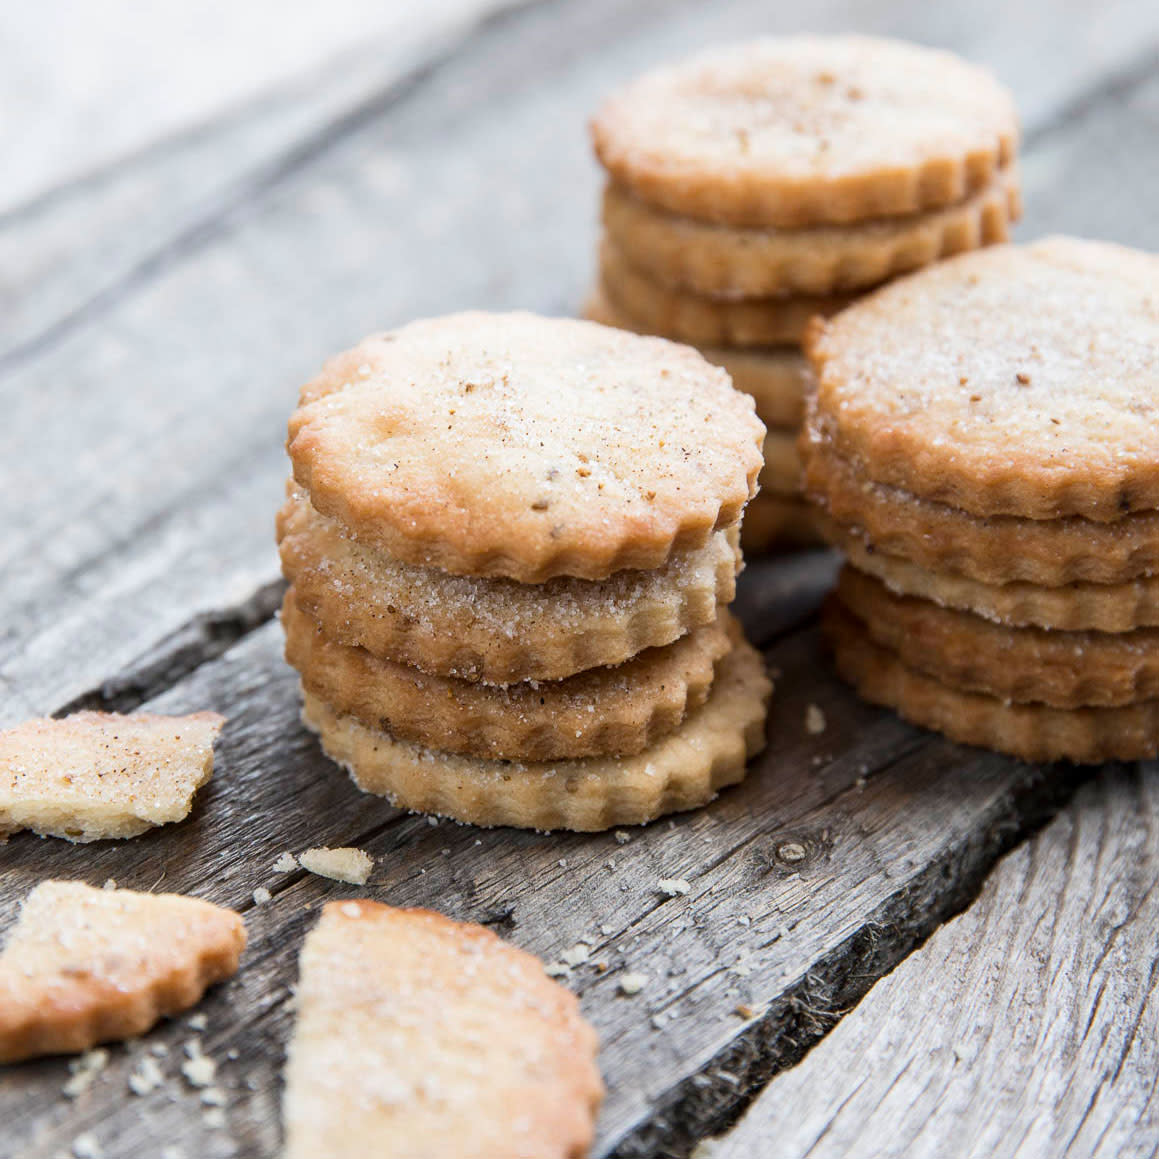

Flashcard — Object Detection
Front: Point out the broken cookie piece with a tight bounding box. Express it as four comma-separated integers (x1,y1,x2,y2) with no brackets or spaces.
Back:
0,710,224,842
284,901,603,1158
0,881,245,1062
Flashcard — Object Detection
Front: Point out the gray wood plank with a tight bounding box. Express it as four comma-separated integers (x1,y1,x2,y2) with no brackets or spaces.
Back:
0,598,1089,1159
701,762,1159,1159
3,0,1157,725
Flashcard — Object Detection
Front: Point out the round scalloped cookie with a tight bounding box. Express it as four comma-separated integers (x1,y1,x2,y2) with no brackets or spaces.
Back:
591,36,1018,228
600,240,851,347
300,618,772,831
601,167,1020,298
807,237,1159,521
287,312,764,582
824,600,1159,764
835,565,1159,709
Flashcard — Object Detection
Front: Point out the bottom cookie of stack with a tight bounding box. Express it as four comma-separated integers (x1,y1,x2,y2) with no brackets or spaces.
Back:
824,568,1159,763
299,619,771,831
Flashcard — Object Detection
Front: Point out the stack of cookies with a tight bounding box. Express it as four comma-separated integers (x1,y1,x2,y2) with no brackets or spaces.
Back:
279,311,771,830
586,35,1021,553
803,238,1159,763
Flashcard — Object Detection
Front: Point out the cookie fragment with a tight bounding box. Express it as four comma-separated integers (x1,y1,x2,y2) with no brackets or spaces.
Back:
0,882,245,1062
0,711,224,842
591,36,1018,228
283,901,603,1159
287,311,764,582
300,624,771,831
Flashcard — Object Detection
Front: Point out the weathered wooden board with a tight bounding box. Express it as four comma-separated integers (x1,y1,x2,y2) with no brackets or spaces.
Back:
0,572,1089,1159
703,761,1159,1159
3,0,1157,725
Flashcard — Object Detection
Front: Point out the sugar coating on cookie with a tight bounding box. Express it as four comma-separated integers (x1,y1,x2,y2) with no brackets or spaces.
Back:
287,311,764,582
300,620,771,832
0,881,245,1062
808,237,1159,520
283,901,603,1159
0,711,224,843
278,484,739,684
591,36,1018,228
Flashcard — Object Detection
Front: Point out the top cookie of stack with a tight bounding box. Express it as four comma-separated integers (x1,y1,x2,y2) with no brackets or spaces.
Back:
587,36,1020,553
805,237,1159,763
279,311,771,831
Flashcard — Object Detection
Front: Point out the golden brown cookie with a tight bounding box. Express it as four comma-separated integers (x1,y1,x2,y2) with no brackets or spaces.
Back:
600,239,850,346
0,711,224,843
300,621,771,831
808,238,1159,521
278,485,739,684
740,493,825,554
840,533,1159,633
591,36,1018,228
804,437,1159,585
284,592,731,761
288,312,764,583
284,902,602,1159
824,600,1159,763
0,881,245,1062
582,286,810,427
836,565,1159,708
601,168,1020,297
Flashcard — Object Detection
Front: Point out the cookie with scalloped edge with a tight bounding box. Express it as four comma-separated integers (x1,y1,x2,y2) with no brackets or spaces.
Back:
583,286,810,427
824,600,1159,763
284,901,602,1159
278,485,739,684
591,36,1018,228
600,240,850,347
287,312,764,583
803,436,1159,586
601,167,1019,298
284,592,731,761
0,881,245,1062
836,565,1159,708
0,711,224,843
807,237,1159,521
300,619,770,831
840,532,1159,633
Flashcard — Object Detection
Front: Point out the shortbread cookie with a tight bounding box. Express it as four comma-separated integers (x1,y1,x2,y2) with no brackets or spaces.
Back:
288,312,764,582
278,486,739,683
0,881,245,1062
0,711,224,842
583,287,810,427
808,238,1159,520
804,439,1159,585
836,565,1159,708
284,592,729,760
760,430,803,496
300,623,770,831
740,493,825,554
602,168,1020,297
600,240,850,346
284,902,602,1159
824,601,1159,763
841,533,1159,633
591,36,1018,228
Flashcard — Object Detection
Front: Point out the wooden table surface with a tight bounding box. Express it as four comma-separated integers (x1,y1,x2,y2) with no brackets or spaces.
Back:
2,2,1157,1156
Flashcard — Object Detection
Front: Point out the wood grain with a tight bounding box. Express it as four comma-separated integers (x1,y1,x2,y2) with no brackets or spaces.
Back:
703,762,1159,1159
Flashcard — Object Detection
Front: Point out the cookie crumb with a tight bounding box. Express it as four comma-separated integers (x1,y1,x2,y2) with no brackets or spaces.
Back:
273,852,298,873
181,1043,216,1089
102,879,117,891
544,962,571,978
252,887,272,906
72,1133,102,1159
128,1055,165,1096
201,1086,227,1107
619,972,648,995
614,830,632,845
778,842,807,864
299,847,373,885
63,1048,109,1098
187,1013,207,1032
657,878,691,897
805,704,826,735
203,1107,227,1129
560,944,590,968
